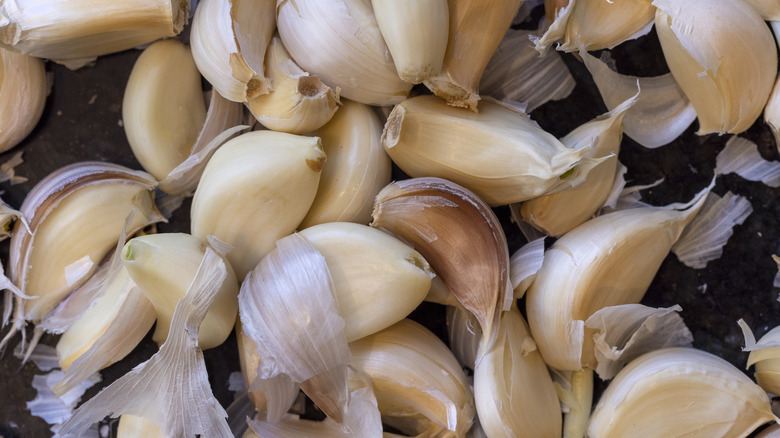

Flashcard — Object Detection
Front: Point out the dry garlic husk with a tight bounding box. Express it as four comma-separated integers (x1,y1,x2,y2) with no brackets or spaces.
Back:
0,197,24,241
121,233,238,350
587,347,777,438
123,39,206,182
190,0,274,102
474,305,562,438
382,95,596,206
0,47,46,153
245,35,341,134
370,0,448,84
299,222,433,342
520,94,634,236
117,415,166,438
510,237,545,299
276,0,412,106
350,318,475,437
0,0,186,65
766,76,780,153
57,244,233,438
190,130,325,278
9,162,162,322
446,305,480,369
654,0,778,134
371,177,510,348
423,0,522,111
525,190,707,371
299,99,391,228
535,0,655,52
739,320,780,396
757,425,780,438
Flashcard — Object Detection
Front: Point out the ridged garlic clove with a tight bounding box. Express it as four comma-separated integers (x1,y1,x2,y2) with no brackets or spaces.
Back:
371,0,449,84
117,415,166,438
246,35,341,134
0,47,46,153
121,233,238,350
299,222,433,342
382,95,596,205
190,130,325,278
190,0,275,102
299,99,391,228
654,0,778,134
587,348,777,438
276,0,412,106
739,320,780,397
123,39,207,182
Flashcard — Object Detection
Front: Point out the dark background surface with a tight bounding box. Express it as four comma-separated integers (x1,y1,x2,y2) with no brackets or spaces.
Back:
1,12,780,438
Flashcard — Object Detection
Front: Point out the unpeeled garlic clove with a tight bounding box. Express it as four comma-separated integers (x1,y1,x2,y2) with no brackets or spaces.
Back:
739,320,780,397
654,0,778,134
0,47,46,153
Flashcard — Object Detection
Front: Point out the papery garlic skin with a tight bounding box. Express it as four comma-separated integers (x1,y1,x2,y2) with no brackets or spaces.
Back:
587,348,777,438
740,322,780,397
0,47,46,153
123,39,207,181
654,0,777,134
190,130,325,278
276,0,412,106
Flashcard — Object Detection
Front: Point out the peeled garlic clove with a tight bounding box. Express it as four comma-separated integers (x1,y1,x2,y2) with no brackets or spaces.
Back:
123,39,207,181
383,95,595,205
766,76,780,153
0,47,46,153
654,0,778,134
739,320,780,397
588,347,777,438
246,35,341,134
371,0,448,84
0,0,187,63
299,222,432,342
190,0,275,102
299,99,391,228
190,130,325,278
117,415,166,438
423,0,522,111
9,162,163,322
349,319,475,437
371,177,510,347
121,233,238,350
276,0,412,106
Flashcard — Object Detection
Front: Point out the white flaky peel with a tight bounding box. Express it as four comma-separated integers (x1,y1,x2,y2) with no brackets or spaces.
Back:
739,320,780,397
715,136,780,188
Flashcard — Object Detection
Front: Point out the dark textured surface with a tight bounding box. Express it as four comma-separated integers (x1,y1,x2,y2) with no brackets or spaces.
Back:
1,17,780,438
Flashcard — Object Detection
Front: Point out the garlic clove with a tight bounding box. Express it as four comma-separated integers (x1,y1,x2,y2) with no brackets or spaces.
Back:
743,0,780,20
0,47,46,153
739,320,780,397
117,415,166,438
509,237,546,300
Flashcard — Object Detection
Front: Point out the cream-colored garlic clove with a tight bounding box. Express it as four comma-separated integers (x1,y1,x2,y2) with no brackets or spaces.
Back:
190,130,325,279
117,415,166,438
123,39,207,181
739,321,780,397
0,47,46,153
245,35,341,134
299,99,391,228
654,0,778,134
236,321,270,415
276,0,412,106
299,222,433,342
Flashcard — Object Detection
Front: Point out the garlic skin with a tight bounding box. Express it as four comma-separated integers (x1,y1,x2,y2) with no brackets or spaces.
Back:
0,47,46,153
123,39,207,181
587,348,777,438
739,321,780,397
654,0,778,135
276,0,412,106
190,130,325,278
371,0,448,84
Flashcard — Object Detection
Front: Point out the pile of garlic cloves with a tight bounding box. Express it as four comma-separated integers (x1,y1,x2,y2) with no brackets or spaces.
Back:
1,0,780,437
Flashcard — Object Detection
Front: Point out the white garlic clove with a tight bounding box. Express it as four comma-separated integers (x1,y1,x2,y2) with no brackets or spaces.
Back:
0,47,46,153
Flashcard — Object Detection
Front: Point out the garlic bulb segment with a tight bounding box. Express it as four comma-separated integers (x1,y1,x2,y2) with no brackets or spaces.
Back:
349,319,475,437
743,0,780,20
121,233,239,350
474,306,562,438
0,0,187,62
370,0,448,84
587,348,777,438
555,368,594,438
190,0,275,102
299,222,432,342
245,35,341,134
739,320,780,397
299,99,391,228
525,190,707,371
654,0,778,134
117,415,166,438
9,162,162,322
371,177,511,347
190,130,325,279
520,94,634,236
423,0,522,111
276,0,412,106
123,39,207,181
0,47,46,153
766,75,780,154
